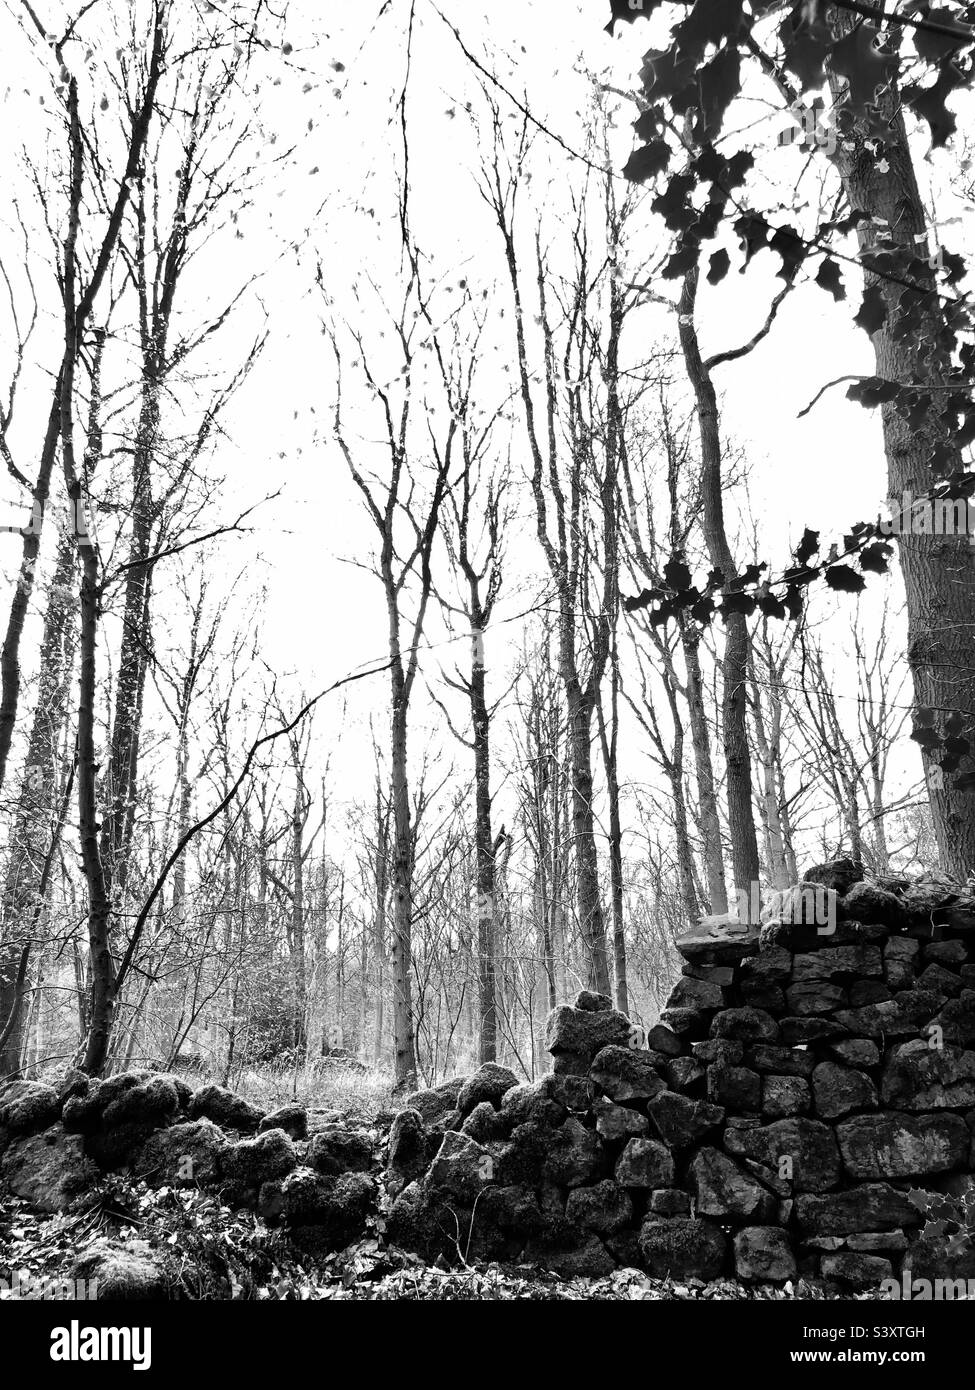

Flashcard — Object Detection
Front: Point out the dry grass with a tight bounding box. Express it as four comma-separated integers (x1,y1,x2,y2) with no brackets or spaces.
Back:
229,1061,396,1122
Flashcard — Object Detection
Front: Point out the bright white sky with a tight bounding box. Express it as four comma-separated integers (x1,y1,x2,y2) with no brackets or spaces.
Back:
0,0,967,877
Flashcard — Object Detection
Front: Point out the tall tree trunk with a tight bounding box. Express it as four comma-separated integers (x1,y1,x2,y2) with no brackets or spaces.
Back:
0,384,64,793
596,648,628,1013
679,620,727,914
823,3,975,877
678,268,762,913
470,625,499,1063
389,688,417,1087
566,684,612,994
0,533,76,1074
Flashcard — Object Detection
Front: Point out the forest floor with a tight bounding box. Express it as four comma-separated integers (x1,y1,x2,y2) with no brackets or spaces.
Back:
0,1187,889,1300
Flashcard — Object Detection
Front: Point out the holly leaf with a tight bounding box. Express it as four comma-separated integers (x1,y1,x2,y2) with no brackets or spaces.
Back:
652,172,697,230
847,375,899,407
794,527,820,567
623,139,671,184
903,68,961,147
825,564,865,592
698,46,740,140
854,282,888,336
604,0,663,34
829,23,898,112
734,212,769,265
769,224,806,281
815,257,846,301
858,540,893,573
674,0,743,49
707,247,731,284
663,554,694,592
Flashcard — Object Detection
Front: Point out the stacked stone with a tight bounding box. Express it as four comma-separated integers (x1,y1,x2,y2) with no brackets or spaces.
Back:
386,864,975,1287
0,1070,377,1256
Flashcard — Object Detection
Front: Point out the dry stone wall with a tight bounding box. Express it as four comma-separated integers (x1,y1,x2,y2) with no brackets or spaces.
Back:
0,1070,377,1258
387,866,975,1288
6,864,975,1291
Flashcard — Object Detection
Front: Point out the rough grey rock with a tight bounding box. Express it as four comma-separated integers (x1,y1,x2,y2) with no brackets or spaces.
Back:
426,1130,496,1201
0,1082,60,1136
615,1137,675,1189
499,1077,569,1128
688,1146,776,1222
133,1118,228,1187
593,1097,649,1141
707,1064,761,1111
574,990,613,1012
795,1183,919,1234
0,1124,97,1211
675,915,759,963
565,1179,633,1234
820,1252,893,1288
638,1216,727,1280
881,1042,975,1111
188,1084,263,1134
811,1062,877,1121
402,1077,464,1131
648,1091,724,1148
545,1004,631,1075
72,1239,177,1299
842,882,908,930
221,1127,297,1185
724,1117,842,1193
541,1117,604,1188
734,1225,797,1282
762,1075,811,1120
386,1108,429,1195
457,1063,519,1118
802,859,863,896
258,1105,308,1140
837,1111,968,1179
710,1008,779,1044
747,1044,817,1078
590,1045,667,1103
308,1127,373,1175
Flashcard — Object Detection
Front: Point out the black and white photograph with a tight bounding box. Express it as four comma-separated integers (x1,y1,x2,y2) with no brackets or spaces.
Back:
0,0,973,1367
